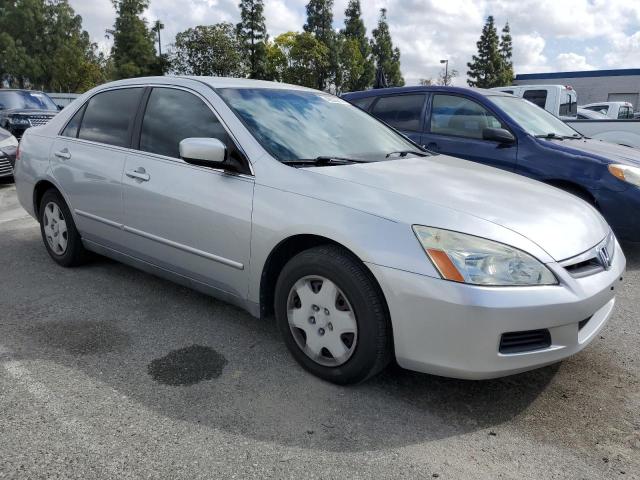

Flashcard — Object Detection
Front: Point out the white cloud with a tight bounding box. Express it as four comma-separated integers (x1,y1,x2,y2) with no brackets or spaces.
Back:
68,0,640,85
555,52,595,71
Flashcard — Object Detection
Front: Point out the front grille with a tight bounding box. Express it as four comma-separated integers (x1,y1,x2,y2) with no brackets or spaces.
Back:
0,157,13,176
28,115,54,127
561,233,615,279
499,329,551,354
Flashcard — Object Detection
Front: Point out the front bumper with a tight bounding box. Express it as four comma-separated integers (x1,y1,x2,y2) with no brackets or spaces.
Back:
0,148,16,178
368,239,626,379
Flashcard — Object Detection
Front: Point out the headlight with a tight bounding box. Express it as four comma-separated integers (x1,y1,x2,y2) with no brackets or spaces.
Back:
0,135,18,149
412,226,557,286
609,164,640,187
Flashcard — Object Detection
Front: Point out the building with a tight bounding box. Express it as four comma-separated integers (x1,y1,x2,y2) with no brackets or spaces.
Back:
514,68,640,110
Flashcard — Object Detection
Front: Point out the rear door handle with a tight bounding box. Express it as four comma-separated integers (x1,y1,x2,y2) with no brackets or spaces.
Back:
125,167,150,182
54,149,71,160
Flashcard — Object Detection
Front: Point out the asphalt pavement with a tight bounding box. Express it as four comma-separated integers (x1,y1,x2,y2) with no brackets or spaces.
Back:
1,181,638,479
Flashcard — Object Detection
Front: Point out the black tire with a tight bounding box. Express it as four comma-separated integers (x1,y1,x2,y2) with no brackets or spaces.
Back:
39,189,87,267
274,245,392,384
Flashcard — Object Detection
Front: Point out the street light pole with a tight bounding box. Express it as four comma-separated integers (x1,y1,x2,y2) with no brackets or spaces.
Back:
440,59,449,86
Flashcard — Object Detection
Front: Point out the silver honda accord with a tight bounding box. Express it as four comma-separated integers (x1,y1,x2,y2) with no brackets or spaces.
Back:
14,77,626,384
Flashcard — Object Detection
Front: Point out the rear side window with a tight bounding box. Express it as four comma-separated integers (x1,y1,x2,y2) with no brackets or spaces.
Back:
60,105,85,138
371,94,426,131
523,90,548,109
78,88,143,147
139,88,229,159
559,93,577,117
618,106,632,119
349,97,375,111
430,94,502,139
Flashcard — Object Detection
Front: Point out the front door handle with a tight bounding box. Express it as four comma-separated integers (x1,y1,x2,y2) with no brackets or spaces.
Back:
125,167,150,182
54,149,71,160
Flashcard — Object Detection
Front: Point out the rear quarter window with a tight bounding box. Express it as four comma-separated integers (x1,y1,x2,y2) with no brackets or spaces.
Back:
370,94,426,131
348,97,376,111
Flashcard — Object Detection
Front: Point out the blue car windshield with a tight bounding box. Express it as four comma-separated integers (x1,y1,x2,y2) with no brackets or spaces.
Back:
0,90,58,111
216,88,418,162
490,95,579,138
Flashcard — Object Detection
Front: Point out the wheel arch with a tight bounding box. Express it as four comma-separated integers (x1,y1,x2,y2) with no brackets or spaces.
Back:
259,234,392,328
543,179,598,207
33,179,60,219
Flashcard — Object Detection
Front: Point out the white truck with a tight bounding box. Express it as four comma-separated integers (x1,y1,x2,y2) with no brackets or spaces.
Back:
580,101,635,119
492,85,640,149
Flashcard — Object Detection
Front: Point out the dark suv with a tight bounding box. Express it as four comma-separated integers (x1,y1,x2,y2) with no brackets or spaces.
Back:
0,89,59,139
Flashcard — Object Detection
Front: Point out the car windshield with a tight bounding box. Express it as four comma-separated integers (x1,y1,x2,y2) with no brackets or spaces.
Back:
0,90,58,111
489,95,580,138
216,88,419,162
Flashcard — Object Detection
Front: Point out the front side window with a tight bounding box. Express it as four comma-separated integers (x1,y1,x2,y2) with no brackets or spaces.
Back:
216,88,418,162
430,94,502,139
522,90,548,109
78,88,143,147
140,88,228,159
370,94,426,131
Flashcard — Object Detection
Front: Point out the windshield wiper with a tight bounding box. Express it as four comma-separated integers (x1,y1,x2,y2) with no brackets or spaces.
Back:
385,150,429,158
535,133,564,140
281,156,370,167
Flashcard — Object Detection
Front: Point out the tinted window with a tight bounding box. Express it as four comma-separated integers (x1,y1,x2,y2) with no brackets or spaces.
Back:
349,97,375,111
522,90,548,109
430,94,502,139
78,88,142,147
559,93,577,117
61,105,85,138
618,106,632,119
140,88,228,159
371,94,425,131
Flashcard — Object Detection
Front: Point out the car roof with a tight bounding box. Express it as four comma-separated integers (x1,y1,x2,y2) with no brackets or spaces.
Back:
93,76,319,93
341,85,512,101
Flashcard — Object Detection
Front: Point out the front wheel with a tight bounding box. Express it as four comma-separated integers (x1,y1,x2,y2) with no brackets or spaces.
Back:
274,245,392,384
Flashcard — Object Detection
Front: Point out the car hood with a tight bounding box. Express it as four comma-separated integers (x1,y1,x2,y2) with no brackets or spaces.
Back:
543,137,640,167
2,109,58,117
308,155,610,261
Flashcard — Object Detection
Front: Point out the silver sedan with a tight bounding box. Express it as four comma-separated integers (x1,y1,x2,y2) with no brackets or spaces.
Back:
14,77,626,384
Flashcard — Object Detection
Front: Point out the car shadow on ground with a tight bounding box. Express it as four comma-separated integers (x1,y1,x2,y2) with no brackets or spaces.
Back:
2,224,638,453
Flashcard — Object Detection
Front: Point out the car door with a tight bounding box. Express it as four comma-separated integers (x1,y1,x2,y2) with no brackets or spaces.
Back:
422,93,518,172
50,87,144,249
369,94,427,144
122,86,254,299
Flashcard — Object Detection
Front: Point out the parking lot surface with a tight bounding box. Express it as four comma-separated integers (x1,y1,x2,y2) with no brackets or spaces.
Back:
1,181,639,479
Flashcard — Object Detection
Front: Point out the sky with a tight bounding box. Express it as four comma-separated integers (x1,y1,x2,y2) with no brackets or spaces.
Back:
68,0,640,85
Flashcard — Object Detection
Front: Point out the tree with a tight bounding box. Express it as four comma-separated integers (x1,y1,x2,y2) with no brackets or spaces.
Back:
303,0,335,90
236,0,269,79
110,0,162,79
341,0,374,91
419,78,433,86
371,9,404,87
438,67,458,86
466,16,503,88
170,24,247,77
267,32,329,88
0,0,106,91
499,22,514,86
335,35,364,94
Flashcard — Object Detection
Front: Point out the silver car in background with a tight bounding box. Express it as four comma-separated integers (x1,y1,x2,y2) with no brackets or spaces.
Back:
14,77,626,384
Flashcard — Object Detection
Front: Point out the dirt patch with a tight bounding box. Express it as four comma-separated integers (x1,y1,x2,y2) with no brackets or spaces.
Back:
148,345,227,386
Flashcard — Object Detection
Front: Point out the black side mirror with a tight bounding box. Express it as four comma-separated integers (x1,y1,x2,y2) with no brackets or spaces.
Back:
483,127,515,144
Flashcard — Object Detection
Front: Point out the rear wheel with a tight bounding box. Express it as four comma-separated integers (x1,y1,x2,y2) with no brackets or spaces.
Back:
39,189,87,267
274,245,392,384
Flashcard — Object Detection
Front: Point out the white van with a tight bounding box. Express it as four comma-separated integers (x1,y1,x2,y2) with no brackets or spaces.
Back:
491,85,578,119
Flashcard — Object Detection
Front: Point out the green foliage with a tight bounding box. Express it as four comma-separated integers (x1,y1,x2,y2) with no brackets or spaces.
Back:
499,23,514,86
237,0,269,79
268,31,329,88
371,8,404,87
303,0,336,90
170,24,247,77
340,0,373,91
110,0,162,79
467,16,513,88
0,0,106,91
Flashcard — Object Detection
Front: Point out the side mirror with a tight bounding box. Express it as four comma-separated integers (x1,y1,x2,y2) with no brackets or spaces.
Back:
483,127,515,144
179,137,226,168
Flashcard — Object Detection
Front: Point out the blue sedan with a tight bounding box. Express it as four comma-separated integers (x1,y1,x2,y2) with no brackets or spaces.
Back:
343,86,640,242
